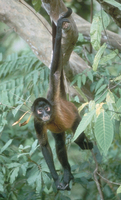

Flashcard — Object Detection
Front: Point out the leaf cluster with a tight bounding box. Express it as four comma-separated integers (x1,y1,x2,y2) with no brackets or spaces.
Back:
0,53,49,132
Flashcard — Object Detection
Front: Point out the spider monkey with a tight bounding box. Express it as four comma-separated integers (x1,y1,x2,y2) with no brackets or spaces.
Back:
31,8,93,191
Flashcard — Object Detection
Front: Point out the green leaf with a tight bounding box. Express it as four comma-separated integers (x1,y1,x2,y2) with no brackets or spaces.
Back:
27,169,39,186
32,0,42,12
113,75,121,82
90,14,102,50
75,86,88,102
101,10,110,29
78,33,84,42
29,139,39,156
33,70,38,86
106,91,115,118
0,172,4,192
117,185,121,194
17,153,29,158
106,91,115,104
95,78,104,91
104,0,121,10
94,111,114,155
70,76,78,86
7,163,20,169
82,74,86,85
95,90,108,103
12,104,23,117
72,110,95,142
10,167,19,184
36,173,42,193
0,53,2,61
90,11,110,51
116,98,121,114
21,163,28,176
96,84,107,95
0,183,4,192
0,113,8,132
19,144,30,151
1,139,13,153
92,43,107,71
32,0,38,5
1,89,11,106
77,76,81,88
100,49,118,65
87,70,93,82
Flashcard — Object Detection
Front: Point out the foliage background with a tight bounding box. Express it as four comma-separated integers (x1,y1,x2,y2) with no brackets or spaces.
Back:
0,0,121,200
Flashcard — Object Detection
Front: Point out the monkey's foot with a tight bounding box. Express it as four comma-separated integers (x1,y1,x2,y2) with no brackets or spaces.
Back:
57,183,71,190
57,174,74,191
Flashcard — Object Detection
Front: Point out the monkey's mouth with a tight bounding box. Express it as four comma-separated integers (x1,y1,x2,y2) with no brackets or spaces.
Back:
42,116,50,122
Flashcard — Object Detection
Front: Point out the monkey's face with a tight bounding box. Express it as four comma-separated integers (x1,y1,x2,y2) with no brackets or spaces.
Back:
34,100,52,122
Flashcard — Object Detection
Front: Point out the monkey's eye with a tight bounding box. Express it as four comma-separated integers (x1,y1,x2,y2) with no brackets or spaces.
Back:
37,109,42,114
45,107,50,112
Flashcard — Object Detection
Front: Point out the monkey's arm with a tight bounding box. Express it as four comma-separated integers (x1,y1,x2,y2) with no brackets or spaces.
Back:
34,120,59,186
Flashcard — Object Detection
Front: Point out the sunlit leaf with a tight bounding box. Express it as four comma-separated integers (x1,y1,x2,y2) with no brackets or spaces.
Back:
117,185,121,194
92,43,107,71
73,110,95,142
95,111,114,155
100,49,118,65
90,11,110,51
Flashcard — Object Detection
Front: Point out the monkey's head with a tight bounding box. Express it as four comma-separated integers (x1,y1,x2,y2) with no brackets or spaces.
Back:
31,98,52,122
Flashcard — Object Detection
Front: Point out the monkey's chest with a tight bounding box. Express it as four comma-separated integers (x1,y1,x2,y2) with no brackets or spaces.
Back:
46,100,78,133
46,122,64,133
46,113,75,133
47,120,68,133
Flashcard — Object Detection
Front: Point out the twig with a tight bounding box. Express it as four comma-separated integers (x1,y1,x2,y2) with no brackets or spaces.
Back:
0,102,31,114
91,150,104,200
110,81,121,90
97,172,121,186
28,156,42,171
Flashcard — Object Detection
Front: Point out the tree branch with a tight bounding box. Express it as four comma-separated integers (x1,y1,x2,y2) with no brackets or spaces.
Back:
74,13,121,51
0,0,121,101
97,172,121,186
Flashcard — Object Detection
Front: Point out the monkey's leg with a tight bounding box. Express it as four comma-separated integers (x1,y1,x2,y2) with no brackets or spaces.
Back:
52,132,73,190
72,117,93,149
